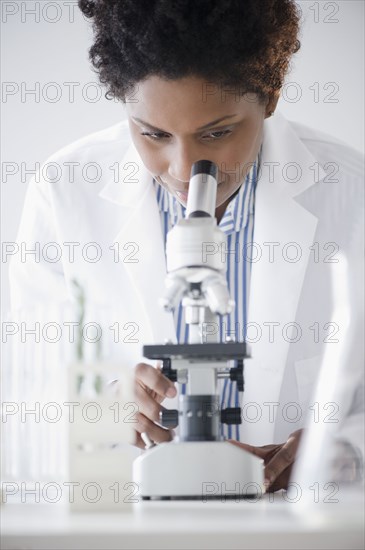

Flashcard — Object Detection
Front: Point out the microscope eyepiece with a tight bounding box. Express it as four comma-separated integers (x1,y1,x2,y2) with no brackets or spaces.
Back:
190,160,218,179
187,160,219,218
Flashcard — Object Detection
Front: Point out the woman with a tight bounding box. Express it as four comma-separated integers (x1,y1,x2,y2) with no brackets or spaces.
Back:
10,0,364,491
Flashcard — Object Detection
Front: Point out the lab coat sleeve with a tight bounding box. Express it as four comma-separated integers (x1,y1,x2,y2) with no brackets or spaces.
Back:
336,373,365,467
334,256,365,467
9,165,70,310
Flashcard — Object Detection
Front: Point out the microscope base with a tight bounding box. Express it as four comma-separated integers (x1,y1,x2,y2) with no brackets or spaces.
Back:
133,440,264,500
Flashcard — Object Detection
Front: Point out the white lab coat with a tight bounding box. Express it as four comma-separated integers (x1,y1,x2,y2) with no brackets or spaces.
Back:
9,112,364,451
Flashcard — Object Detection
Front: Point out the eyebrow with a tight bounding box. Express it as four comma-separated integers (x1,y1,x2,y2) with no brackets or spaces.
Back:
131,114,238,133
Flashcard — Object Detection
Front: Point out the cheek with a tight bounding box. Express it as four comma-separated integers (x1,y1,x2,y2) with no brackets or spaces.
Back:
213,143,248,180
217,130,263,176
130,130,166,176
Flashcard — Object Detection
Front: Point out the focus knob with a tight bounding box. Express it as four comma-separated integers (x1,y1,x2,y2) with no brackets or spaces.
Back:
229,359,244,392
161,358,177,382
160,408,179,429
220,407,242,425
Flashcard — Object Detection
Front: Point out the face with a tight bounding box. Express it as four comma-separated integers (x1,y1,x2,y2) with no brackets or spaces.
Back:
126,76,277,220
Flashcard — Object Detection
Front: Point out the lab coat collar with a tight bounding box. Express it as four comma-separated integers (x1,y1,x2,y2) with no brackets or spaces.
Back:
98,140,152,208
259,111,326,195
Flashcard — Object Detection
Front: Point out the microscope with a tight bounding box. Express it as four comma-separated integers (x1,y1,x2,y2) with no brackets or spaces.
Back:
133,161,264,500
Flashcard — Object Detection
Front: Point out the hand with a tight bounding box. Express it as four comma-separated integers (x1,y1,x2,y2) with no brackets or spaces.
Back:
132,361,177,449
227,429,304,492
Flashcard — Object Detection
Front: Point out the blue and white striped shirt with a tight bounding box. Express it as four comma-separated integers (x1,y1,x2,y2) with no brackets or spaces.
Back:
153,151,261,441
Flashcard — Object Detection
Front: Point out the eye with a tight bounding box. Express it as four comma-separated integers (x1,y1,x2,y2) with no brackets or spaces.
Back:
202,129,232,140
140,131,170,141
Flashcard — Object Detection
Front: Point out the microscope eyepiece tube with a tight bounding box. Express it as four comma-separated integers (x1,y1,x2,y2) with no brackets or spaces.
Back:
186,160,218,218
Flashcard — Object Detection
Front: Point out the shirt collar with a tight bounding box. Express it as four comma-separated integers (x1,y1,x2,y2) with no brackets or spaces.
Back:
154,147,261,235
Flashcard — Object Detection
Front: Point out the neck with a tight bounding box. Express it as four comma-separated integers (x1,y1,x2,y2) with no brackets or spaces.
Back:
215,186,241,223
214,202,227,224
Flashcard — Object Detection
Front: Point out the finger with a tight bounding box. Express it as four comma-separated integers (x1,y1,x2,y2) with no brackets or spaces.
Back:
134,431,147,450
134,383,162,424
264,436,300,487
266,464,293,493
227,439,263,457
135,362,177,401
134,411,174,444
227,439,279,461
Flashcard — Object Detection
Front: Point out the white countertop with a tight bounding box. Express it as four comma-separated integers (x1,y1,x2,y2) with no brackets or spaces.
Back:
1,489,364,550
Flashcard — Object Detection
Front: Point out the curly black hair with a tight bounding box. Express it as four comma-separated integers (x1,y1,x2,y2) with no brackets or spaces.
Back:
78,0,301,104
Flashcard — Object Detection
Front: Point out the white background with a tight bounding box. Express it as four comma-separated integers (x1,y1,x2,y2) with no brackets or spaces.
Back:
1,0,364,313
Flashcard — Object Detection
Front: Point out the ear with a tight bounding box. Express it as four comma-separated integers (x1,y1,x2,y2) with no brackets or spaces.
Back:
264,90,280,119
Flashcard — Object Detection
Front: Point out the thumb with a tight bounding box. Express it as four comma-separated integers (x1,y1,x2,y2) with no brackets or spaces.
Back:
227,439,268,459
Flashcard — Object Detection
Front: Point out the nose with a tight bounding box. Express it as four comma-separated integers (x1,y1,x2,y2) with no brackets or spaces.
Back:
167,141,200,183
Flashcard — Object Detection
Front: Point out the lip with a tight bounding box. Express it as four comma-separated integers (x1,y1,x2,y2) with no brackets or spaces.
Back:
174,181,223,202
175,190,189,202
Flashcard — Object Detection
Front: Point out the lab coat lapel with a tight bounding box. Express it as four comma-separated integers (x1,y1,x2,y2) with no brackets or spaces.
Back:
99,142,177,347
243,113,326,444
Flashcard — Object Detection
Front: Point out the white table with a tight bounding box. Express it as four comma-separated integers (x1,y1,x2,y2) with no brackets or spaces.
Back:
1,489,364,550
